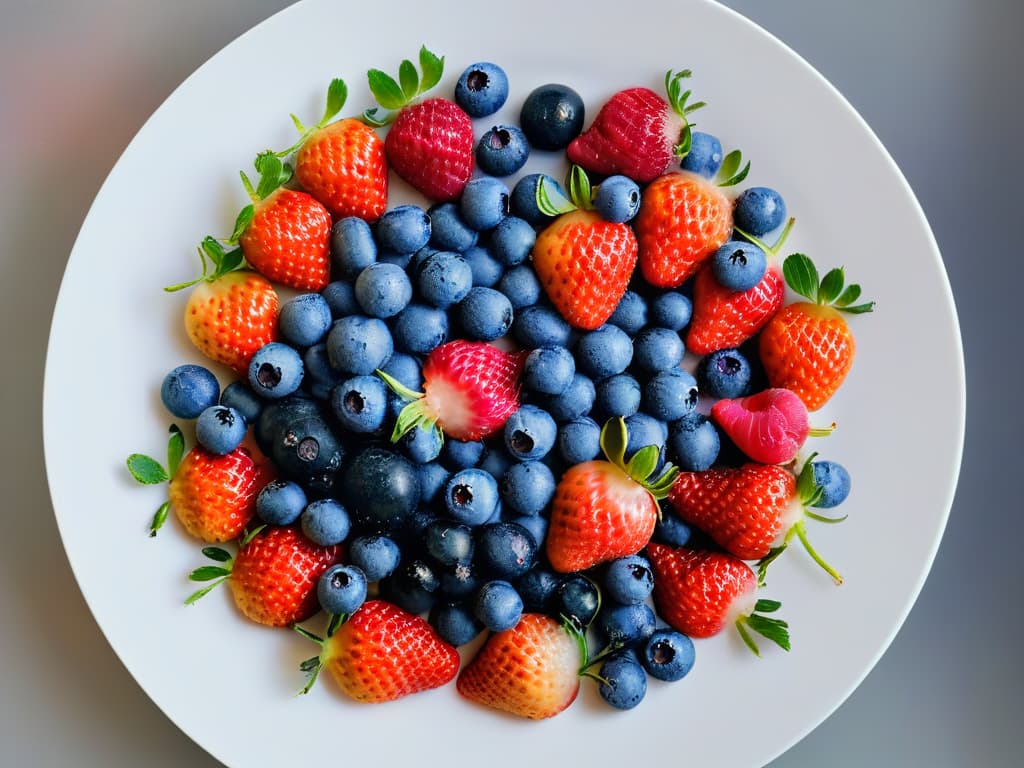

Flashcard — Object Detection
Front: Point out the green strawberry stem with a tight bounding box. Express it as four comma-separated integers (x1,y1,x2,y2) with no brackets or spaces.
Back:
781,253,876,314
664,69,706,161
184,545,234,605
733,217,795,262
375,369,444,446
599,417,679,499
362,45,445,127
164,236,245,292
225,152,295,246
735,598,790,656
125,425,184,537
294,613,350,695
271,78,349,159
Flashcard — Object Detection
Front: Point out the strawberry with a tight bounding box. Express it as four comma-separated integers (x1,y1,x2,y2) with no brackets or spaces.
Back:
633,154,748,288
758,253,875,410
379,340,526,443
186,526,341,628
566,70,705,183
668,456,845,584
364,46,474,201
457,613,585,719
546,417,678,573
686,218,794,355
531,167,638,329
296,600,459,703
646,543,790,656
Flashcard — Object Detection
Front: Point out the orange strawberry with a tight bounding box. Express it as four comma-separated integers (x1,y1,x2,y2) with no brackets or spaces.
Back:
457,613,585,719
545,417,678,573
759,253,875,410
297,599,459,703
633,155,747,288
531,167,638,330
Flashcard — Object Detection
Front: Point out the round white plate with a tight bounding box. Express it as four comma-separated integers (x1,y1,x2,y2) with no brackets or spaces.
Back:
44,0,965,766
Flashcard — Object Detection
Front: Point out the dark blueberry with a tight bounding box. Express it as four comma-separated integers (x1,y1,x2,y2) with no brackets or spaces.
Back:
440,439,485,470
429,601,483,647
321,280,360,319
478,446,514,482
575,325,633,380
510,173,563,225
811,460,852,508
347,535,401,582
302,343,345,401
423,520,475,568
219,380,262,426
378,351,423,391
500,460,556,517
603,554,654,605
398,423,443,464
437,561,481,599
381,559,439,614
195,405,246,455
376,204,431,255
557,416,601,465
456,287,513,341
343,447,420,534
416,461,450,505
330,374,388,434
317,564,367,616
300,498,351,546
390,303,449,355
641,628,696,682
248,342,304,400
507,514,547,550
278,293,332,348
476,125,530,177
734,186,787,237
376,248,412,270
269,413,345,487
444,468,500,526
555,574,600,628
415,251,473,310
254,394,320,457
643,368,699,422
475,580,524,632
593,175,641,223
594,374,642,421
632,327,685,374
513,305,573,349
607,290,648,336
454,61,509,118
667,412,721,471
518,567,561,613
711,241,767,292
331,216,377,278
697,348,753,400
475,522,537,580
624,412,668,463
680,131,723,178
648,291,692,331
595,602,657,650
543,373,596,423
653,511,693,547
598,653,648,710
460,176,510,231
523,346,575,396
519,83,585,151
256,479,307,526
325,315,394,375
429,202,479,252
488,216,536,267
504,405,557,461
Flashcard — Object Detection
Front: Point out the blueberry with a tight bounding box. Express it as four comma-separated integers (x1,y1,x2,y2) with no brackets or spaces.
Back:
555,575,600,628
513,305,573,349
478,446,513,481
376,204,431,255
462,245,504,288
444,468,500,526
301,498,351,546
302,343,345,400
354,262,413,319
653,512,693,547
508,514,547,550
456,287,513,341
594,373,642,421
326,315,393,375
269,411,345,490
398,422,443,464
667,412,720,471
644,368,699,422
641,629,696,682
488,216,536,267
476,125,530,177
331,217,377,278
711,241,767,292
248,342,304,400
408,244,440,273
475,522,537,580
390,303,449,355
195,405,246,455
343,448,420,534
317,564,367,616
519,83,585,151
697,348,752,399
604,555,654,605
330,374,388,433
454,61,509,117
734,186,787,237
523,346,575,396
423,520,474,568
437,560,481,599
575,325,633,380
607,290,648,336
594,175,641,223
811,460,852,508
504,405,557,461
378,352,423,391
510,173,563,225
161,364,219,419
381,559,439,614
500,460,556,517
417,461,450,505
348,534,401,582
430,602,483,646
475,580,523,632
557,417,601,465
544,373,596,422
253,394,321,457
598,653,648,710
595,602,657,649
624,412,668,463
219,381,262,425
680,131,723,178
278,293,332,348
496,265,542,310
518,567,561,613
377,249,412,270
649,291,692,331
256,479,307,525
460,177,510,231
440,438,484,470
321,280,360,319
429,202,478,252
632,327,685,374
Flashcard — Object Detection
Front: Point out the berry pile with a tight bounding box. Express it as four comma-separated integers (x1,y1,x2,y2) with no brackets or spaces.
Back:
127,47,873,717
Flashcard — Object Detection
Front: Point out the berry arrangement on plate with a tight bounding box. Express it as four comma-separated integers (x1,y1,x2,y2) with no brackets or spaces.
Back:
127,46,874,717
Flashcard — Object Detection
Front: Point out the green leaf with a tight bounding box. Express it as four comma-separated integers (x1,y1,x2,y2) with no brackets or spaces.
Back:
398,59,419,100
201,236,227,270
376,368,424,402
254,153,288,200
841,301,876,315
321,78,348,125
746,613,791,651
184,577,226,605
818,267,846,305
241,524,266,547
719,158,750,188
735,619,761,657
599,417,628,470
535,176,577,217
149,501,170,538
201,546,232,562
834,283,862,308
567,165,593,209
717,150,742,183
189,565,231,582
228,205,254,244
166,425,184,476
755,545,787,586
418,45,444,92
299,655,321,673
674,123,693,159
361,107,390,127
796,454,819,503
782,253,820,301
126,454,168,485
326,612,345,637
754,598,782,613
367,69,407,110
219,247,245,275
625,445,659,483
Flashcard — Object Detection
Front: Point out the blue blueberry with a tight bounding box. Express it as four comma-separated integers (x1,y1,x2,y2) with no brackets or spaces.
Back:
460,177,509,231
195,405,246,455
475,522,537,580
376,249,412,270
437,559,481,599
555,575,601,628
330,375,387,433
513,305,573,349
429,202,478,252
654,513,693,547
697,348,752,399
504,405,557,461
378,351,422,391
161,364,219,419
644,368,699,422
317,564,367,616
641,629,696,682
399,422,444,464
478,446,513,482
321,280,360,319
500,460,556,517
301,498,351,546
256,479,307,525
253,393,320,457
734,186,787,237
598,653,647,709
422,520,474,567
575,325,633,380
457,287,513,341
354,262,413,319
382,559,439,615
607,290,648,336
331,217,377,278
523,346,575,396
488,216,536,267
476,125,530,177
544,373,596,422
219,381,262,425
417,461,450,505
440,439,484,470
596,603,657,649
326,315,393,375
604,555,655,605
557,417,601,464
594,175,641,223
475,580,523,632
343,448,420,534
711,240,767,292
518,567,561,613
390,303,449,355
462,245,504,288
667,412,720,471
268,411,345,491
811,460,852,508
408,244,440,273
633,327,685,374
680,131,723,178
454,61,508,117
414,251,473,309
594,373,642,421
510,173,563,225
429,602,483,646
649,291,692,331
624,412,668,463
376,204,430,255
348,534,401,582
519,83,585,151
248,342,304,400
277,293,332,348
496,265,541,310
302,342,344,400
444,468,500,526
507,514,547,549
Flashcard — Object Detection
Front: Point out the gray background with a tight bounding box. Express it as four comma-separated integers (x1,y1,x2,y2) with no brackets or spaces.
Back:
2,0,1019,765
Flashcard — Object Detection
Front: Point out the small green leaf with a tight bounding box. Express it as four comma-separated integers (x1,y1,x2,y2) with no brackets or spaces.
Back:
840,301,876,315
299,655,321,673
735,619,761,657
184,578,226,605
717,150,742,183
567,165,593,209
674,123,693,159
326,612,345,637
398,59,419,100
746,613,791,651
782,253,820,301
254,153,288,200
127,454,168,485
368,69,407,110
321,78,348,125
625,445,659,483
201,236,227,270
189,565,231,581
805,510,848,524
719,158,751,188
241,524,266,547
756,545,788,586
228,205,254,244
376,369,424,402
419,45,444,92
754,598,782,613
834,283,862,308
599,417,628,470
218,247,245,275
149,502,170,538
166,425,184,476
201,546,232,562
818,267,846,305
293,624,324,644
535,176,577,217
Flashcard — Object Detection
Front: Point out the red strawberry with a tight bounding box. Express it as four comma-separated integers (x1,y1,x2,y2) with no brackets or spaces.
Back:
566,70,705,183
531,168,638,329
457,613,584,719
297,600,459,703
710,387,824,466
646,543,790,656
365,47,474,201
186,526,341,628
668,458,845,584
380,340,526,442
546,417,678,573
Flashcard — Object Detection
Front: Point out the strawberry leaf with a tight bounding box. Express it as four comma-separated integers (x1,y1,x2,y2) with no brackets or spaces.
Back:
189,565,231,581
745,613,791,651
184,577,227,605
228,204,254,244
321,78,348,125
201,236,227,270
254,152,291,200
535,176,576,217
127,454,168,484
201,546,232,562
782,253,819,301
166,425,184,476
219,246,245,275
754,599,782,613
717,149,741,183
326,612,345,637
398,59,419,101
834,283,862,308
840,300,876,315
818,267,846,305
599,417,628,470
718,155,750,187
625,445,660,483
418,45,444,93
368,69,406,110
756,545,787,586
241,524,266,547
149,501,169,538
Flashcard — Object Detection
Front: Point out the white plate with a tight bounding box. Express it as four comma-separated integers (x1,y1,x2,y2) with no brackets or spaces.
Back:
43,0,965,765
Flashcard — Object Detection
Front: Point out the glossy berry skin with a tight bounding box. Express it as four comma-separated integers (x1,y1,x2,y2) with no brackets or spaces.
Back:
711,240,768,292
295,118,387,222
512,305,573,349
330,217,377,278
423,520,474,567
476,522,538,580
382,560,441,615
510,173,563,225
330,374,388,434
734,186,787,237
376,205,431,255
489,216,536,267
649,291,693,331
608,290,648,336
303,343,344,401
459,177,509,231
594,175,641,223
496,265,541,310
687,262,784,355
456,287,513,342
429,202,478,252
445,468,500,526
557,417,601,465
462,245,504,288
343,448,421,534
161,364,219,419
598,653,647,710
301,498,351,546
248,342,304,400
476,125,530,177
219,381,262,425
667,412,720,472
654,513,693,548
256,479,308,526
454,61,509,117
355,262,413,319
239,188,332,291
697,348,753,399
391,304,449,355
317,564,367,616
504,405,557,461
386,98,475,202
278,293,332,348
195,405,247,455
604,554,655,605
348,534,401,582
641,628,696,682
475,580,524,632
430,602,483,647
168,445,267,542
632,326,685,374
644,368,700,423
624,413,669,462
555,575,601,627
595,603,656,650
500,460,556,517
418,461,451,505
544,373,596,423
519,83,585,151
593,374,641,422
326,315,393,375
523,346,575,396
518,568,561,613
679,131,723,178
811,460,851,508
268,412,344,494
574,324,633,380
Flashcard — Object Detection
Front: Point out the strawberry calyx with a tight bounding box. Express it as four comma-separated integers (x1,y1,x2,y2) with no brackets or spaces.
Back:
362,45,445,127
376,368,445,446
125,424,184,536
535,165,593,216
735,598,790,657
164,237,246,292
709,146,750,187
781,253,876,314
270,78,350,159
664,69,706,160
183,524,265,604
294,611,350,695
600,417,679,500
224,152,295,247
